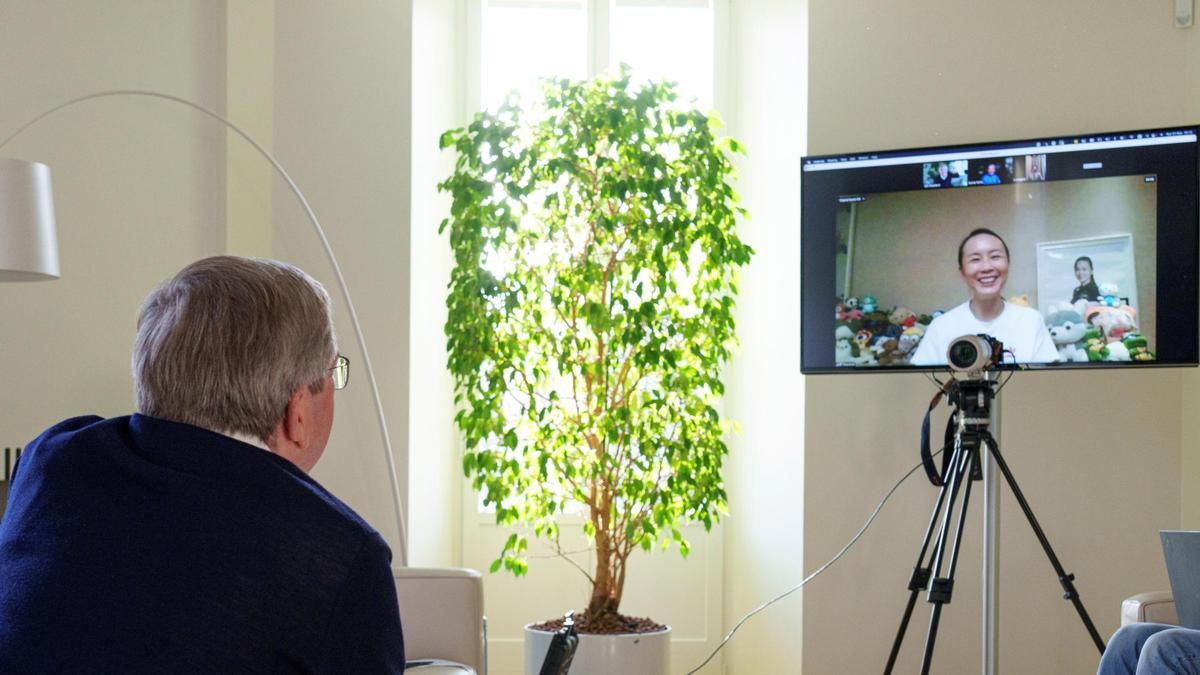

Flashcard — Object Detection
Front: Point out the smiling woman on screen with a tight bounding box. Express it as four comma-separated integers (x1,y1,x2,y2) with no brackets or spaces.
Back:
911,228,1059,366
1070,256,1102,304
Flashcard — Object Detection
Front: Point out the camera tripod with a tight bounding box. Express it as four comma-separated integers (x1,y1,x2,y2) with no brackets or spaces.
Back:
882,376,1107,674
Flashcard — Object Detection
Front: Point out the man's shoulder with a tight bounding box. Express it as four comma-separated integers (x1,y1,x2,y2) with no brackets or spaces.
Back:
25,414,385,548
31,414,116,446
188,434,386,548
16,415,127,475
280,470,385,545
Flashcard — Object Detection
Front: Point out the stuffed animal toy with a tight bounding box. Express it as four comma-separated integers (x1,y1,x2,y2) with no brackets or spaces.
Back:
897,325,924,358
861,295,878,313
1123,333,1155,361
1046,300,1084,322
862,311,890,335
1106,310,1136,341
853,337,878,365
879,322,903,339
1086,305,1138,342
845,297,860,311
1008,294,1031,308
855,329,873,352
889,306,918,328
836,339,855,365
1104,341,1132,362
1045,309,1090,362
835,324,855,365
835,303,847,321
1098,282,1120,307
872,336,901,366
1083,327,1107,361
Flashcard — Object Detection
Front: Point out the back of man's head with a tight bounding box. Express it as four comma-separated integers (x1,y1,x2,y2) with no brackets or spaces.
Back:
132,256,336,442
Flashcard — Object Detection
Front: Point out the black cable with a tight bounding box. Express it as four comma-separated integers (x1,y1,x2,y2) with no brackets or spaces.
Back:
994,369,1016,394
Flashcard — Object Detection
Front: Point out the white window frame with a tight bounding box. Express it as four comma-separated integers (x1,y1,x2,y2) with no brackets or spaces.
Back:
465,0,729,121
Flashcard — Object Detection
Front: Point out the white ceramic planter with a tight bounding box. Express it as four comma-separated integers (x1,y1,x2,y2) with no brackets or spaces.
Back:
524,624,670,675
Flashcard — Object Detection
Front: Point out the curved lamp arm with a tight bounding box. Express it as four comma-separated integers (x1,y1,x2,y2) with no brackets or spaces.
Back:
0,90,409,565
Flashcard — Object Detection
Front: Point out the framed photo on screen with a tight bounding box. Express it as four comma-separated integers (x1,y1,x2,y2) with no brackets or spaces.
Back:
1035,234,1139,316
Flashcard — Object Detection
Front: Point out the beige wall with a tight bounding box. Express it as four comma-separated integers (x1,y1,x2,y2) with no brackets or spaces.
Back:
0,2,227,490
0,2,415,560
271,1,413,556
408,0,465,569
723,0,808,672
805,2,1197,674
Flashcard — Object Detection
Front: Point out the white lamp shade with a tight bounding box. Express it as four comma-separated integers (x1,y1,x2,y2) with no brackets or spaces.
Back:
0,157,59,281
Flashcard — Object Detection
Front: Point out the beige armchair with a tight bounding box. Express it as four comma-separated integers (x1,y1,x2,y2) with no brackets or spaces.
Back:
1121,591,1179,627
393,567,487,675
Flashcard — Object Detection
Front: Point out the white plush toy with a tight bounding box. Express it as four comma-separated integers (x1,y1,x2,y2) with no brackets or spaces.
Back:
1104,341,1131,361
1045,309,1090,363
836,340,855,365
1099,281,1121,307
835,325,855,365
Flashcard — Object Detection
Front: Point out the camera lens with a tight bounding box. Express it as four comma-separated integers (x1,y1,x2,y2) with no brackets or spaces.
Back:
948,340,979,370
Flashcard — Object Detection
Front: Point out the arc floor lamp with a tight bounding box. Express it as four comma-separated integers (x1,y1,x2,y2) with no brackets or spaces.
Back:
0,90,409,565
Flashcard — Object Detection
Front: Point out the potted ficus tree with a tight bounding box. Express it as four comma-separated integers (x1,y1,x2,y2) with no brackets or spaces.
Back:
439,66,751,675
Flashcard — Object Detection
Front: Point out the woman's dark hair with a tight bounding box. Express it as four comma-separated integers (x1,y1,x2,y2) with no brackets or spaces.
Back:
956,228,1010,268
1074,256,1094,280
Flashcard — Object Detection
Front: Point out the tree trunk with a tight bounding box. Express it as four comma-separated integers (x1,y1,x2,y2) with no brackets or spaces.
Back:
587,502,612,615
586,522,630,623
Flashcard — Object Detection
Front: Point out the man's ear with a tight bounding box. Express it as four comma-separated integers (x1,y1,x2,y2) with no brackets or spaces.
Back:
280,386,311,450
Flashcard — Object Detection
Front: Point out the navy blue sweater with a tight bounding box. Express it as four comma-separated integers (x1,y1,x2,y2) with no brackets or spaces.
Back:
0,414,405,673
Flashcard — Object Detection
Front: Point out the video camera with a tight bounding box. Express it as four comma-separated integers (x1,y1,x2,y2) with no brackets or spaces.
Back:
946,334,1005,379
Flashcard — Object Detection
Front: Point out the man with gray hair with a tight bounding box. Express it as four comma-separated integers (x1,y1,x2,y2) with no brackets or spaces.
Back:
0,256,406,673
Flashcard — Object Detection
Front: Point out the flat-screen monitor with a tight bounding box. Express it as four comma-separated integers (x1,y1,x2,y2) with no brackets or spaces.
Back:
800,125,1199,374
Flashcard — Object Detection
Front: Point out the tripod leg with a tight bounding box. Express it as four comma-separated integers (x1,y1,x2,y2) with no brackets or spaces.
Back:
888,432,969,667
983,433,1107,655
884,441,965,675
920,440,978,675
922,604,945,675
939,445,980,590
885,590,924,675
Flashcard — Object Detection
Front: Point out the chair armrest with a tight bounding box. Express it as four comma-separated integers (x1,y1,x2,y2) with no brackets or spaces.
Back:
1121,591,1178,626
406,658,477,674
394,567,486,675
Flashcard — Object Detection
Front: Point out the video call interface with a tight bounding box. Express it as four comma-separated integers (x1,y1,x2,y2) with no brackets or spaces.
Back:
800,127,1200,373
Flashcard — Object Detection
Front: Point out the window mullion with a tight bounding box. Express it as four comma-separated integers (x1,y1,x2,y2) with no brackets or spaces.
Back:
466,0,483,119
590,0,610,78
713,0,728,117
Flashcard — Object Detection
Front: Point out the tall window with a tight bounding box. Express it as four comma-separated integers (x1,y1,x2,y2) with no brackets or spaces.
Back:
475,0,718,113
468,0,722,514
609,1,714,108
479,2,587,108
